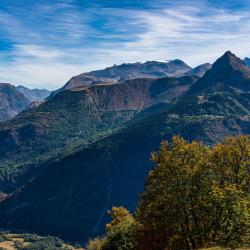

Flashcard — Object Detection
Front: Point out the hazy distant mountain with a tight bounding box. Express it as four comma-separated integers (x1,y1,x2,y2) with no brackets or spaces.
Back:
17,86,50,101
0,83,30,122
58,59,192,92
244,57,250,66
0,84,50,122
0,51,249,242
184,63,212,77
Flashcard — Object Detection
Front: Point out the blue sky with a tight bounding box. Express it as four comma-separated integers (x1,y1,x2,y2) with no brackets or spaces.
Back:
0,0,250,89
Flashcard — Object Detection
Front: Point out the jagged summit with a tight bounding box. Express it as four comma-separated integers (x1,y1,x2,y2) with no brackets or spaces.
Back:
213,51,242,68
189,51,250,94
174,51,250,116
210,51,250,79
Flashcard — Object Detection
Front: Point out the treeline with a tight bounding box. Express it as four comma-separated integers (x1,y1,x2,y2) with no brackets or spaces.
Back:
86,135,250,250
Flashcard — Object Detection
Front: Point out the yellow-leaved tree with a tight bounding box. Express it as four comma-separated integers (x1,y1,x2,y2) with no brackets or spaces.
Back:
136,135,250,250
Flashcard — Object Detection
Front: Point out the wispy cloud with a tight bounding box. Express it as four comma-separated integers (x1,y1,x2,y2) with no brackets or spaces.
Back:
0,0,249,89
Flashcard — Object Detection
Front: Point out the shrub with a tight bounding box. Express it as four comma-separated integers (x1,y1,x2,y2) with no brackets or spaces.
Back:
86,237,106,250
86,207,138,250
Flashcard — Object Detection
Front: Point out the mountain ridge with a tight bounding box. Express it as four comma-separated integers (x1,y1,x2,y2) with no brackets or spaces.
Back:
184,63,212,77
54,59,192,94
17,86,50,101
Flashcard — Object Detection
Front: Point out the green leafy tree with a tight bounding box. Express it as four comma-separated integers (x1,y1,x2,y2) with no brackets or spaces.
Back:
207,136,250,245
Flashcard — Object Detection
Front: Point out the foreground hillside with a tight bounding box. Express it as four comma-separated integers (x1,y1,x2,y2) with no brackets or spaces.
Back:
0,51,249,243
1,231,247,250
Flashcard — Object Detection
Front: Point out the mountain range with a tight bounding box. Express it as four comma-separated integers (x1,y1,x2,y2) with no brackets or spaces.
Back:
0,51,249,242
0,60,211,123
0,58,212,192
53,60,212,96
58,59,192,91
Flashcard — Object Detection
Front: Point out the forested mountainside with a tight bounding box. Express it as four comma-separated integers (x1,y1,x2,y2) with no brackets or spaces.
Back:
0,51,249,242
0,76,198,192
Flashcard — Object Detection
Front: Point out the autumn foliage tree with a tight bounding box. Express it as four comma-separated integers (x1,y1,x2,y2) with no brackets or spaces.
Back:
86,207,137,250
136,135,250,250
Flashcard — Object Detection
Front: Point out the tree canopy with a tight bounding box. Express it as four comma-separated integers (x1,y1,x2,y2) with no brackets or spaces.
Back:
137,136,250,250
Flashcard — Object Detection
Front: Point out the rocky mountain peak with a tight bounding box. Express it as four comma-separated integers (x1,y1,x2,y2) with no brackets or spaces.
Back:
210,51,250,78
